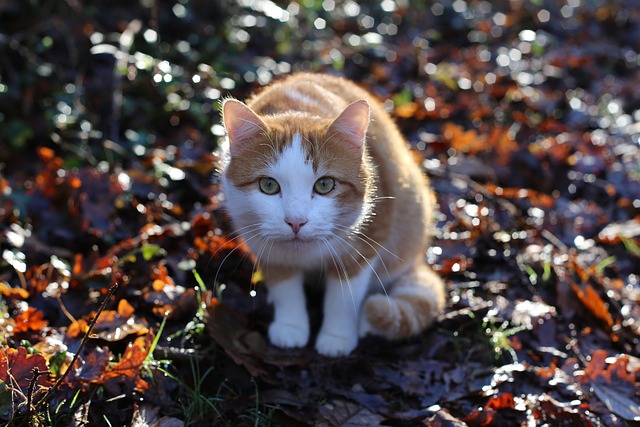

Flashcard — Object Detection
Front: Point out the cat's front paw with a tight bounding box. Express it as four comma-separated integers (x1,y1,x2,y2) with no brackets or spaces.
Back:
315,329,358,357
268,321,309,349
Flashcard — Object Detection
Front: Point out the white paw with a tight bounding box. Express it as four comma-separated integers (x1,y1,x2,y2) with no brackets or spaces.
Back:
315,329,358,357
268,321,309,349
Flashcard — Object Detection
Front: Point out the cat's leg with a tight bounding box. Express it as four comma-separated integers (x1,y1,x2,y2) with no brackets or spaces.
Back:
266,270,310,348
316,266,372,357
359,259,445,339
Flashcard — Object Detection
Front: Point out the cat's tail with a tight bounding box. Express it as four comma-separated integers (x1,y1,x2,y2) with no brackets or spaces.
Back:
359,261,446,340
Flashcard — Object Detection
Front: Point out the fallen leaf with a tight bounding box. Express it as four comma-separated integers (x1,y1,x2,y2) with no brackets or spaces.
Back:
317,399,384,427
66,346,111,385
103,335,152,393
534,394,595,426
427,409,468,427
13,307,48,334
91,299,149,342
131,403,184,427
580,350,640,421
0,283,29,300
204,300,269,378
444,122,483,155
0,346,52,395
591,382,640,421
66,319,89,339
485,392,516,410
463,408,495,427
569,282,614,328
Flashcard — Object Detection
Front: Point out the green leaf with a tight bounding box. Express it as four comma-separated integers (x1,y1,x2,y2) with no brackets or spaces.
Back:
141,243,165,261
392,89,413,107
48,351,68,377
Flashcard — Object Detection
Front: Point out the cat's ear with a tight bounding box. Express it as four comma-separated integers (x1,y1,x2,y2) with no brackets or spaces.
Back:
222,99,267,156
328,100,370,153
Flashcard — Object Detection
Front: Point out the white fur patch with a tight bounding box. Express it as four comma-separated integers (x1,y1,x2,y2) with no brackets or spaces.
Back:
316,265,373,356
267,271,309,348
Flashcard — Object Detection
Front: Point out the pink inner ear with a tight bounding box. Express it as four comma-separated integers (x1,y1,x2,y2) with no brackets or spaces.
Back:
328,100,370,152
223,99,267,155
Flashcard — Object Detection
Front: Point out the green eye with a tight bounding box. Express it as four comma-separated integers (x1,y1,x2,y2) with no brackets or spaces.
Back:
314,177,335,195
259,177,280,195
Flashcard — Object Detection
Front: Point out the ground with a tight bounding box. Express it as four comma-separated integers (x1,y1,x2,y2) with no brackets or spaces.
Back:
0,0,639,426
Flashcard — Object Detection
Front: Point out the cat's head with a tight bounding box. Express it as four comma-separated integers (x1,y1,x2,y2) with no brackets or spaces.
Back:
220,99,375,256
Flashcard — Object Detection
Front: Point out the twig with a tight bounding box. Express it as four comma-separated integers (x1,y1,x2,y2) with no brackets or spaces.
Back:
36,283,119,409
56,294,78,324
25,368,47,418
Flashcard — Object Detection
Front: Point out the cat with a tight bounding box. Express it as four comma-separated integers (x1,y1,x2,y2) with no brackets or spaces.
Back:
220,73,445,357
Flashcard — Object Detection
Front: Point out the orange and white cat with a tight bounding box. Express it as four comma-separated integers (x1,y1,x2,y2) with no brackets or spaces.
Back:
220,73,445,357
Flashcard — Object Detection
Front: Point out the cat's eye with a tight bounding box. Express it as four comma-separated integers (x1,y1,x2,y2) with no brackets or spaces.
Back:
314,177,335,195
258,177,280,195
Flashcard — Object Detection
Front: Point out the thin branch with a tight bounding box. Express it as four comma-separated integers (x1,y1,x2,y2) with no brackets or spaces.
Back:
36,283,119,409
25,367,47,418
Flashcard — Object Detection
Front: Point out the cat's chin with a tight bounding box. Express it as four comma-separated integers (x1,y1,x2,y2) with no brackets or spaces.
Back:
278,237,315,250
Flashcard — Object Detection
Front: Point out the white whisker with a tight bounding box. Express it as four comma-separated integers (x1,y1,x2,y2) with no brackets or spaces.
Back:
331,234,390,304
321,236,357,315
320,237,344,284
202,223,261,272
334,223,402,262
212,227,263,288
332,224,397,285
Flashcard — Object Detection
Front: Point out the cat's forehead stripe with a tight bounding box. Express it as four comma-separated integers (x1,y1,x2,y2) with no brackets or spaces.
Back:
282,132,313,167
267,132,317,191
291,133,304,158
287,133,311,166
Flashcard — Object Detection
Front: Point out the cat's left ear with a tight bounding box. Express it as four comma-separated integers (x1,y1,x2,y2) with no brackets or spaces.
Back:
222,99,268,156
328,100,370,153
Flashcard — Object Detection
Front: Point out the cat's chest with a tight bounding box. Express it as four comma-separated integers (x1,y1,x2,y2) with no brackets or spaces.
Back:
250,237,333,269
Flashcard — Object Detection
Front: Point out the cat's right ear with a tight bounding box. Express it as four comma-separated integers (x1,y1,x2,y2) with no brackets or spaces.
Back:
327,100,370,154
222,99,267,156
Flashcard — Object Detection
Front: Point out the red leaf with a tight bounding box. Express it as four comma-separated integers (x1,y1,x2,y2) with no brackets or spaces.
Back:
0,347,52,393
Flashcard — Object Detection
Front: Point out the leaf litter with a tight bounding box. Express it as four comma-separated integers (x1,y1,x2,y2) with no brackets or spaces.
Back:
0,0,639,425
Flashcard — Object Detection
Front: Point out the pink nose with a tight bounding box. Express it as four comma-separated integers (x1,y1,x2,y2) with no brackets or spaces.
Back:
286,218,307,234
